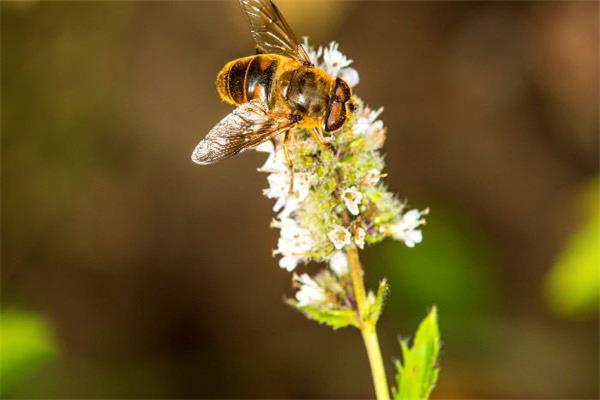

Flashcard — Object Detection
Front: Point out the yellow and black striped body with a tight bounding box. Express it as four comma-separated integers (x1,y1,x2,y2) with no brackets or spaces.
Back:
216,54,352,132
216,55,284,109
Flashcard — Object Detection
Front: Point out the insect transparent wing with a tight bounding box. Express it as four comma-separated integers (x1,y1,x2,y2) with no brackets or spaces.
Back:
191,100,294,165
239,0,311,64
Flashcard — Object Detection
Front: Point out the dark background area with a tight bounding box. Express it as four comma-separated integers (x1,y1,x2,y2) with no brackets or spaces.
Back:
2,1,598,398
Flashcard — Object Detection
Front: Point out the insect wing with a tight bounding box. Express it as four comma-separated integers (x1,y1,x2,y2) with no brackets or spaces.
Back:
239,0,311,64
191,100,294,165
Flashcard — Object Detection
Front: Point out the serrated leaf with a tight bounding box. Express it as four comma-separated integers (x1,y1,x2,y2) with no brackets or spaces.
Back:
288,301,359,330
393,307,441,400
362,279,389,325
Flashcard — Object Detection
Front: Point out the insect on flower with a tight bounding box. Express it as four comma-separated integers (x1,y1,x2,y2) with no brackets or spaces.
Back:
191,0,356,186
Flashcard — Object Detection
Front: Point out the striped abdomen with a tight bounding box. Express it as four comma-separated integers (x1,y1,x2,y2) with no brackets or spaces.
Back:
216,55,279,107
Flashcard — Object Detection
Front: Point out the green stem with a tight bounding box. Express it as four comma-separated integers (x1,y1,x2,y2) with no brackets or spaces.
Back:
347,247,390,400
362,324,390,400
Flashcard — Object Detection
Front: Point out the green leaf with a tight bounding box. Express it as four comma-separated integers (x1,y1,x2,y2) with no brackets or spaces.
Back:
393,307,441,400
544,178,599,317
288,302,359,330
362,279,389,325
1,308,57,395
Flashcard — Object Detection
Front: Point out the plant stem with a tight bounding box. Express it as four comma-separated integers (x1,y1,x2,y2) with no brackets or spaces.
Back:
348,246,366,307
347,247,390,400
362,324,390,400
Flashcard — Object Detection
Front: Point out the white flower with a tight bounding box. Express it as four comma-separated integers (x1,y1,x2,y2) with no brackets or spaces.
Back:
342,186,363,215
354,106,384,136
329,251,348,276
303,39,359,88
354,227,366,249
258,140,311,217
323,42,359,87
254,140,274,154
263,170,310,216
292,173,311,200
258,142,287,174
279,255,299,272
264,173,290,211
338,67,360,89
303,37,322,66
363,168,382,186
294,273,327,306
328,225,351,250
278,218,313,252
389,209,425,248
274,218,315,271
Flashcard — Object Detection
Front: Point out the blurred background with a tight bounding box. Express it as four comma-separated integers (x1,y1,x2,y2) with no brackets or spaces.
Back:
2,1,598,398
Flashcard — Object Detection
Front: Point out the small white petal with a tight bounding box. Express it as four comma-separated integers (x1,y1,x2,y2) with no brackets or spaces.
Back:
354,227,366,250
274,218,315,269
254,140,274,153
403,209,421,225
323,42,354,78
262,168,311,216
363,169,382,186
259,146,287,172
294,173,311,202
347,203,359,215
342,187,363,216
329,251,348,275
354,118,371,135
339,67,359,88
407,229,423,245
294,273,326,306
272,195,287,212
388,209,426,248
278,198,300,218
328,225,351,250
279,256,298,271
353,106,384,138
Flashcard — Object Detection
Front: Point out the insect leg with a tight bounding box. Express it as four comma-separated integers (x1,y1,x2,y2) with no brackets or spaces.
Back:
311,127,326,145
312,127,335,152
283,130,295,194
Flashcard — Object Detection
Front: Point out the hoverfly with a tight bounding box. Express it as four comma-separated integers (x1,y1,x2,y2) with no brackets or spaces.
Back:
191,0,355,173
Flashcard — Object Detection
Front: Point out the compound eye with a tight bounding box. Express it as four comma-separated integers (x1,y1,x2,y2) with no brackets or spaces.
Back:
325,101,346,132
334,78,351,102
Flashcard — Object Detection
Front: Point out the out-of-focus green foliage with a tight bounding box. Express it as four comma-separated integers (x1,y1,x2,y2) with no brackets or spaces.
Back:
393,307,440,400
367,206,497,326
0,309,57,395
544,179,599,317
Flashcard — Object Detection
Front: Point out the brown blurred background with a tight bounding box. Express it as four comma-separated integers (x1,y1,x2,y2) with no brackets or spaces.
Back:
2,1,598,398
